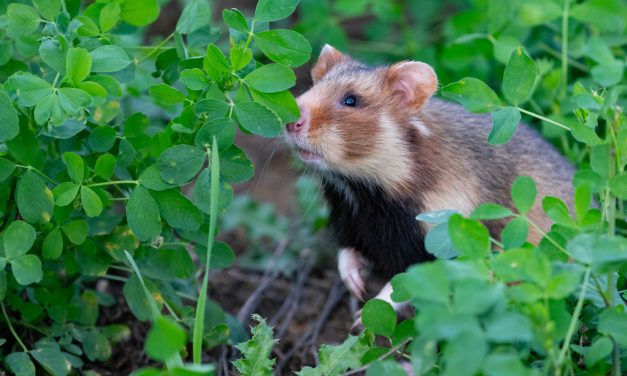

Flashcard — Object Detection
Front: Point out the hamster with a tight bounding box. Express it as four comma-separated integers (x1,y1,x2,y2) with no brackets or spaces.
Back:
284,44,574,315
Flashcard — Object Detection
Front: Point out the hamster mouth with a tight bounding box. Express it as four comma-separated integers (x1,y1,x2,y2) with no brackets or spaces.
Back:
296,147,324,163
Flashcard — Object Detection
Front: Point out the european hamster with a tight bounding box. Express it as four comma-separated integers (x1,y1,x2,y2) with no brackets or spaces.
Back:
284,45,574,313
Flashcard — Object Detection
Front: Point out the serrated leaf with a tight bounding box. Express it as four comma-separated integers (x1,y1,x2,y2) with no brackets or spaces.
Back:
233,314,278,376
297,332,372,376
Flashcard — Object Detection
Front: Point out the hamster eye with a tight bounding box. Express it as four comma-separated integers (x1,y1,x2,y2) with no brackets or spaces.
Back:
342,95,357,107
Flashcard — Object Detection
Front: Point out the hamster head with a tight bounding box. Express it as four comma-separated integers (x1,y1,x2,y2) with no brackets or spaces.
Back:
285,44,438,192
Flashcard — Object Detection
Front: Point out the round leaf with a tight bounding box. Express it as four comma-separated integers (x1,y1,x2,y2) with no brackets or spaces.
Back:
11,254,43,285
127,186,162,241
489,106,520,145
254,0,300,22
361,299,397,337
157,145,206,185
145,316,187,361
81,186,104,217
62,152,85,183
501,217,529,249
3,220,36,259
17,171,54,224
448,214,490,259
511,176,536,215
66,47,92,85
441,77,501,113
120,0,159,27
244,64,296,93
0,91,19,142
254,29,312,67
90,45,131,73
234,101,282,137
43,228,63,260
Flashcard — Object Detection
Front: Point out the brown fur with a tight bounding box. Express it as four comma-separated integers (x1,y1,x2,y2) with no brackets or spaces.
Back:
287,45,574,244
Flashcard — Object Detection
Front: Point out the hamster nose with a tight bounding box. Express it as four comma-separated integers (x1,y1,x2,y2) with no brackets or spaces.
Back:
286,119,304,133
286,112,308,133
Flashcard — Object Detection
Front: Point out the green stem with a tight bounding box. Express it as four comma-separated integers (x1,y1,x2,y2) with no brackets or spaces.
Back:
556,267,591,370
16,165,57,185
86,180,138,188
136,33,174,64
521,215,570,256
516,107,571,131
1,302,29,353
60,0,67,13
244,20,256,50
561,0,570,98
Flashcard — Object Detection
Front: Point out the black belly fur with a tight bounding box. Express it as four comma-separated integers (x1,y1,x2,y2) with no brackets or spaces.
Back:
322,177,434,278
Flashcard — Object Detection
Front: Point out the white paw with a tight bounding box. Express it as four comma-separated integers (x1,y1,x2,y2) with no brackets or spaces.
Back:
338,248,367,301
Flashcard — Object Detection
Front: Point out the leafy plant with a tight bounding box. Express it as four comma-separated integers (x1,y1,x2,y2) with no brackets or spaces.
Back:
0,0,309,373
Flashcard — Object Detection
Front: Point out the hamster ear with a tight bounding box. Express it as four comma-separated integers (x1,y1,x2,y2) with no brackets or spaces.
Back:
386,61,438,109
311,44,350,82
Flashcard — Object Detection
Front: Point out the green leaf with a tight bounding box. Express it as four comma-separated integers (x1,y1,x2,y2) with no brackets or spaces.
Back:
511,176,536,215
491,248,550,285
89,125,117,153
542,196,575,227
416,209,458,223
391,262,449,304
149,84,185,106
39,38,67,73
362,299,396,337
136,248,193,280
139,165,177,191
502,47,537,105
566,233,627,267
90,45,131,73
481,352,529,376
66,47,92,85
489,106,520,145
62,152,84,183
30,347,71,376
249,88,300,123
119,0,160,27
33,0,61,20
448,214,490,259
11,254,43,285
34,93,65,126
7,4,40,38
57,87,93,115
223,9,248,33
62,220,89,245
83,329,112,362
195,118,235,150
53,182,80,206
127,186,162,241
203,44,231,82
366,361,408,376
583,337,614,368
609,174,627,199
485,311,533,342
501,217,529,249
42,228,63,260
151,189,203,231
0,40,12,66
81,186,103,217
180,68,211,90
6,352,36,376
94,154,116,179
8,73,54,107
146,316,187,361
254,0,300,22
233,314,278,376
234,101,282,137
219,146,254,183
297,332,372,376
254,29,312,67
99,2,120,32
244,64,296,93
176,0,212,34
3,221,36,259
470,203,514,220
442,332,487,376
157,145,206,185
192,169,233,214
0,91,19,142
230,45,253,71
441,77,501,113
598,308,627,348
424,223,458,259
574,181,593,221
0,158,17,183
194,99,231,119
17,171,54,223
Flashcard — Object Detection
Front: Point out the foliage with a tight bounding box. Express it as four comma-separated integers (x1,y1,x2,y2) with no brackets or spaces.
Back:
0,0,309,373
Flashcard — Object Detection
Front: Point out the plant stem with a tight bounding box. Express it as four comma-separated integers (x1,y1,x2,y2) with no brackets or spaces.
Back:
87,180,138,188
516,107,570,131
522,215,570,256
1,302,29,353
556,267,591,370
561,0,570,98
343,339,411,375
16,164,57,185
136,33,174,64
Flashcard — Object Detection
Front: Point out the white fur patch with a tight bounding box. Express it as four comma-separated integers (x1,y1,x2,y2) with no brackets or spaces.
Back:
411,117,431,137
